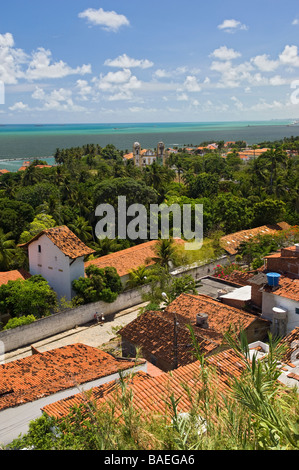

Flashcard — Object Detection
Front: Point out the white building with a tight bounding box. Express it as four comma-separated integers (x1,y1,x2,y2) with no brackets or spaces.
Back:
20,226,95,300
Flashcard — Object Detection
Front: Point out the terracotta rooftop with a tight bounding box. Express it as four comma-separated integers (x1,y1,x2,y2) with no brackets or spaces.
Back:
19,226,95,260
279,327,299,365
263,276,299,301
0,343,142,412
119,310,221,368
224,269,299,301
220,222,291,255
42,352,236,420
163,293,269,337
0,269,31,286
85,239,184,277
41,329,299,421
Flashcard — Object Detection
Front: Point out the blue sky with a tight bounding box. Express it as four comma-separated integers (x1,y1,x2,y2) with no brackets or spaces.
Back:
1,0,299,123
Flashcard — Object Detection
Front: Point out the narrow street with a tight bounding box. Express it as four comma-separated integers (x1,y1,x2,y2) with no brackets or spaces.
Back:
4,303,148,363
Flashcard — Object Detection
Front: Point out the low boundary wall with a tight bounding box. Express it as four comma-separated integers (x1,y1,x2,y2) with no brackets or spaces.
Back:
0,254,233,353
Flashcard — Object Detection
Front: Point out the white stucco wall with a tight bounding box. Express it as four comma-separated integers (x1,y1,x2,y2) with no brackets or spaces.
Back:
28,235,85,300
262,292,299,335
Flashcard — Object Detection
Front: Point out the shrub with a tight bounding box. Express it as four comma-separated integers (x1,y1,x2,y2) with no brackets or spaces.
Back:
3,315,36,330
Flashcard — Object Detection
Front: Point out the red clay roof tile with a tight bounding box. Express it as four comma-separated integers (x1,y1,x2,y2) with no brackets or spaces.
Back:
0,344,142,411
19,226,95,259
85,239,184,277
0,269,31,286
220,223,291,255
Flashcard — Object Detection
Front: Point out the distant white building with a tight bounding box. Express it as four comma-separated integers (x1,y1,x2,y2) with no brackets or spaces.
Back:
20,226,95,300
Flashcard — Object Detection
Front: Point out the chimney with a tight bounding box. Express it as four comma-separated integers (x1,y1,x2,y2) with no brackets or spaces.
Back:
196,313,209,329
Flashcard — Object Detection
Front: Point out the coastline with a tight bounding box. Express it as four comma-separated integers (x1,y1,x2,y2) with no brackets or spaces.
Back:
0,120,298,171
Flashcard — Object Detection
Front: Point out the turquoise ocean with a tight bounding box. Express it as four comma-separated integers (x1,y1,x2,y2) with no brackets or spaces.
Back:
0,120,299,171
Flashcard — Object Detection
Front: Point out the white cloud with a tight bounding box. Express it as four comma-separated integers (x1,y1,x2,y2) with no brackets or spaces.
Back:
251,99,284,111
251,54,279,72
269,75,287,86
94,69,141,101
176,93,189,101
9,101,28,111
292,19,299,25
279,45,299,67
183,76,201,92
0,32,14,48
153,66,197,80
32,86,85,112
210,60,252,88
0,33,27,84
231,96,244,110
104,54,153,69
217,19,248,33
26,48,91,80
210,46,241,61
78,8,130,32
76,79,93,100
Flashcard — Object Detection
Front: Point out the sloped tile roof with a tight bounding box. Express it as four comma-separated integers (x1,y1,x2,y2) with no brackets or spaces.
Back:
85,239,184,277
19,226,95,259
224,270,299,301
279,328,299,365
0,269,31,286
42,354,235,420
263,276,299,301
41,329,299,421
0,344,142,411
119,310,221,368
163,293,268,336
220,222,291,255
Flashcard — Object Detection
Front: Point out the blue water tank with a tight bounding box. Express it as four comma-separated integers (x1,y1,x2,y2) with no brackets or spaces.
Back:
267,272,281,287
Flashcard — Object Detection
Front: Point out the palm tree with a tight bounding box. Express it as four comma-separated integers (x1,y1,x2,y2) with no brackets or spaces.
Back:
126,265,150,289
0,229,16,271
150,238,178,271
91,237,121,257
69,217,93,244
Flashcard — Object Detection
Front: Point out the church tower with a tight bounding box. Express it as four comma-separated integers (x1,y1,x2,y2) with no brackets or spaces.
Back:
157,142,166,166
133,142,142,167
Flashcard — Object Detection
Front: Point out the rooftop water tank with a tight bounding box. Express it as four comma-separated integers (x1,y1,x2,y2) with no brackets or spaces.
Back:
267,272,281,287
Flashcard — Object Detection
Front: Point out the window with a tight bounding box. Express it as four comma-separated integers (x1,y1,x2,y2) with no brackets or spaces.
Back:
38,245,41,253
296,308,299,315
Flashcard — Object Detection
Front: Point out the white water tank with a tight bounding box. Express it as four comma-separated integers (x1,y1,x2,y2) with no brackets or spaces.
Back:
272,307,288,337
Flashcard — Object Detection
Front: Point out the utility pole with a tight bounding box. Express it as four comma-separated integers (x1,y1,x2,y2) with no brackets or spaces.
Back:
173,312,178,370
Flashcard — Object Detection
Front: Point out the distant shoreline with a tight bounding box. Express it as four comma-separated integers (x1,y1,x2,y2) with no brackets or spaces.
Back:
0,120,298,170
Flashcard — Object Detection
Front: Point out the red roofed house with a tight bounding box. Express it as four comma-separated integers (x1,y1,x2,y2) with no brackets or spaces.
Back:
85,239,184,286
0,343,146,446
19,226,95,300
220,222,291,257
38,328,299,434
220,246,299,337
38,327,299,430
0,269,31,287
119,293,270,371
119,309,223,372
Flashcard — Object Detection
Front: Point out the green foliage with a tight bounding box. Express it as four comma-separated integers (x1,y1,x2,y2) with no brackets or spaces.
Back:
72,265,122,305
238,226,299,266
0,275,57,319
3,314,36,330
19,213,57,243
